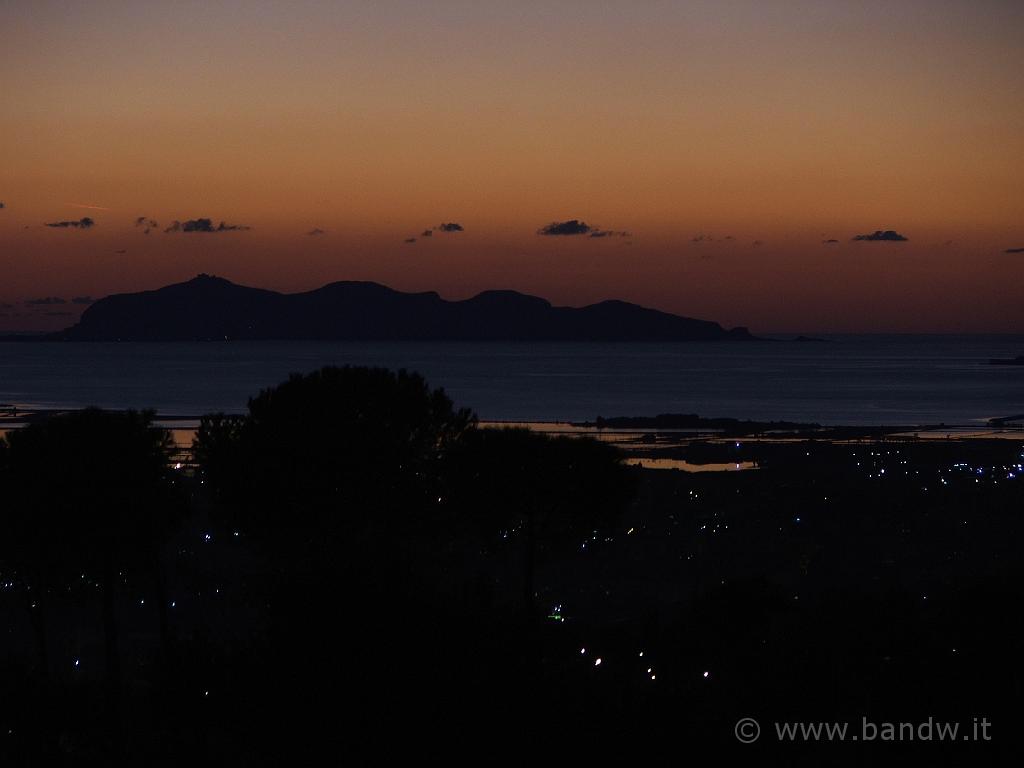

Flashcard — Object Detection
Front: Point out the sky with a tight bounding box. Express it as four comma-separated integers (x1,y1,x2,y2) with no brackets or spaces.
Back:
1,0,1022,333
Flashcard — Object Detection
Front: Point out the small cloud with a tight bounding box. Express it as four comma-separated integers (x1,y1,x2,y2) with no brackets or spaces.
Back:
691,234,711,243
0,202,5,209
71,296,94,305
165,218,251,233
135,216,158,235
1004,247,1024,254
539,219,593,236
823,239,840,244
437,222,464,232
26,297,66,306
45,217,95,229
852,230,908,242
752,240,763,247
723,235,735,241
214,221,251,231
114,249,127,254
307,228,326,236
404,237,417,244
538,219,630,238
421,229,433,237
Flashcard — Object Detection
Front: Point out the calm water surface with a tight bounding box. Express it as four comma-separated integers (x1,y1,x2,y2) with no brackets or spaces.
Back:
1,336,1023,425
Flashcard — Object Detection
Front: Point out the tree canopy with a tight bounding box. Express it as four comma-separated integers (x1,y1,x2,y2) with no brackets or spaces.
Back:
193,366,476,537
2,408,178,581
445,426,637,546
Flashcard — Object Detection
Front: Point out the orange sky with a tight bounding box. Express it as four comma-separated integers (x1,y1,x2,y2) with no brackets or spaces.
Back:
2,0,1022,333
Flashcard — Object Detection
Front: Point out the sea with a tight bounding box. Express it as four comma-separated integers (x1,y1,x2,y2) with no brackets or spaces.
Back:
1,335,1023,426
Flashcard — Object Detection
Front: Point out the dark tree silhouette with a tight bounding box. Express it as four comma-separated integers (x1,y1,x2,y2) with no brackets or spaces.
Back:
1,409,180,733
192,367,479,747
194,366,476,541
445,427,638,620
0,434,54,683
191,412,247,508
190,368,638,750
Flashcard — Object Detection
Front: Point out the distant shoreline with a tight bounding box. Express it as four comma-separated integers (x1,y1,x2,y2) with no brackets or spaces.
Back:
5,409,1022,442
4,409,1020,477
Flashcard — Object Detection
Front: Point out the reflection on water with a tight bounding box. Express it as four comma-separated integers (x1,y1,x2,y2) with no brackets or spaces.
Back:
627,458,759,472
168,428,198,450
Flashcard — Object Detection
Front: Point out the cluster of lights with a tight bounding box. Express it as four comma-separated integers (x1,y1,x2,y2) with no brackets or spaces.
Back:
851,447,1024,488
580,529,615,551
577,646,668,682
3,438,1018,709
698,521,729,535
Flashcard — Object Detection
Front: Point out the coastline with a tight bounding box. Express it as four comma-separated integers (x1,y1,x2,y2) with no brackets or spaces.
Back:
4,409,1022,473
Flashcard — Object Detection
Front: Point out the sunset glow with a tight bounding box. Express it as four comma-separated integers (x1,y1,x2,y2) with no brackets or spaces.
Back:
2,0,1022,332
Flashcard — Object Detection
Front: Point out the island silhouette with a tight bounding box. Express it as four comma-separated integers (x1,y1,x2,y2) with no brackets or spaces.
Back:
54,274,756,342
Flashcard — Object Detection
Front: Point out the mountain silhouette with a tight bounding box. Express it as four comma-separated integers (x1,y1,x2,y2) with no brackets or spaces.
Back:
57,274,757,342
